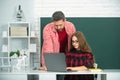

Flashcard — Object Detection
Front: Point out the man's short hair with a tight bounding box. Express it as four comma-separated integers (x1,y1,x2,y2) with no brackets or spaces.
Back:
52,11,65,21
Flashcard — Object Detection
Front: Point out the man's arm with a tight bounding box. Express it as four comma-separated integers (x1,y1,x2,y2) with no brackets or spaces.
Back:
41,26,54,66
42,27,54,52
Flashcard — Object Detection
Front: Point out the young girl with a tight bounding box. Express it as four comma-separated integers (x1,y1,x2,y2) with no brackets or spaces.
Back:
65,31,95,80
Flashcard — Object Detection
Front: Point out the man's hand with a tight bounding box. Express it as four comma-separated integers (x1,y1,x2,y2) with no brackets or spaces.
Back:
37,66,47,71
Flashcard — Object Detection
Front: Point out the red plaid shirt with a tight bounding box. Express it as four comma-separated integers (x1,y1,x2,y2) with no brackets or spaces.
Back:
65,50,94,80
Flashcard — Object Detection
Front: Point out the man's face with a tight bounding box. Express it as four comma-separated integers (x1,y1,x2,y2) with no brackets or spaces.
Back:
54,19,65,32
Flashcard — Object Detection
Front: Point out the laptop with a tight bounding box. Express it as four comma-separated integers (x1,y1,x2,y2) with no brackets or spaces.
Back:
44,53,67,72
44,53,77,72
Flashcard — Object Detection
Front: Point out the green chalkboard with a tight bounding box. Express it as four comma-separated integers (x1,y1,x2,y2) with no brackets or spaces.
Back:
40,17,120,69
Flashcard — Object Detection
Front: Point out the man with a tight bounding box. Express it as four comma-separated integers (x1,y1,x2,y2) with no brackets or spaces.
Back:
41,11,76,68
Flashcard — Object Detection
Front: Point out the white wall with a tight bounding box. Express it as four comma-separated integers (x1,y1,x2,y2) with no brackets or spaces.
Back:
38,0,120,17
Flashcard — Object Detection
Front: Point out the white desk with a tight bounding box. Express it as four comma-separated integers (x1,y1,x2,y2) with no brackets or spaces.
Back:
0,69,120,80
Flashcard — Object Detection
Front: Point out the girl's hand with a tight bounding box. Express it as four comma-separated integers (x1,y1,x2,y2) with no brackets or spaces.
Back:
67,66,88,71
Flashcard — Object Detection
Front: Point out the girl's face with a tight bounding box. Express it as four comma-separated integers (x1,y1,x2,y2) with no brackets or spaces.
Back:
72,36,80,50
